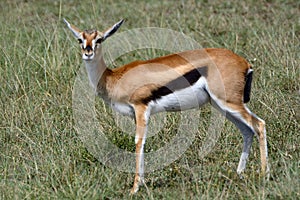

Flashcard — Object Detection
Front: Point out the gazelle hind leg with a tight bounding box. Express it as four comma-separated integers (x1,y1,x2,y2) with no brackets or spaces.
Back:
250,112,270,177
225,104,269,177
224,108,255,176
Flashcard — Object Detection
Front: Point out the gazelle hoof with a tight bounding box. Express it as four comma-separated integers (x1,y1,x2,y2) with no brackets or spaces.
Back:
130,185,139,195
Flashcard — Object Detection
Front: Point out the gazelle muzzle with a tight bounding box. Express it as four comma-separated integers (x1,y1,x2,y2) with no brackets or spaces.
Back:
82,45,94,60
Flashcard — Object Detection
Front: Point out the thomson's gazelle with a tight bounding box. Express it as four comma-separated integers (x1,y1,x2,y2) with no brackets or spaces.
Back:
64,19,269,194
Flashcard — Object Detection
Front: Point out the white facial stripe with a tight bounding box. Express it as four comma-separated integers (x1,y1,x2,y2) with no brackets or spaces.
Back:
92,38,96,49
83,39,87,49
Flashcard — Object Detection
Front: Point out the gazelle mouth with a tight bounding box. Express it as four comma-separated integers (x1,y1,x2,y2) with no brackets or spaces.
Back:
82,54,94,61
83,57,93,61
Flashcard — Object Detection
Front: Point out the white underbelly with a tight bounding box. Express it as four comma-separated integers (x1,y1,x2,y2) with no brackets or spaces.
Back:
109,78,209,116
149,77,209,114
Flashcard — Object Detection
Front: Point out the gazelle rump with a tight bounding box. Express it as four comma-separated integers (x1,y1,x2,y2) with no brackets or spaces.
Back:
64,18,269,194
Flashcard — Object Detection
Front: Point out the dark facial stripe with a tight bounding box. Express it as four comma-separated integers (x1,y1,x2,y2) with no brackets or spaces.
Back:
142,66,207,104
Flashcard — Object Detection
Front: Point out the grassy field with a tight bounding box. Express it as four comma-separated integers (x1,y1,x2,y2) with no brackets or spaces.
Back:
0,0,299,199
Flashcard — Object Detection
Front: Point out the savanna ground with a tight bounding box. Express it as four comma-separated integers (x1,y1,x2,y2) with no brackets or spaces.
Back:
0,0,299,199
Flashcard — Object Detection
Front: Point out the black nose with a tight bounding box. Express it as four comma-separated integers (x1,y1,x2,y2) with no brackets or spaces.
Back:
85,45,92,52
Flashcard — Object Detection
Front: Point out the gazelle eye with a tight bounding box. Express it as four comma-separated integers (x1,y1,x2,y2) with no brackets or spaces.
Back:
78,39,83,44
96,38,103,44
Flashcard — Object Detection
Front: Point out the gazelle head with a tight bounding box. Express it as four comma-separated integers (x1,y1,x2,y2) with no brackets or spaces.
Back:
64,18,124,61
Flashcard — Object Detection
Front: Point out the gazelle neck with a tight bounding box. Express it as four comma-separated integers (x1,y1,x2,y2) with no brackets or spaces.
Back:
83,47,111,93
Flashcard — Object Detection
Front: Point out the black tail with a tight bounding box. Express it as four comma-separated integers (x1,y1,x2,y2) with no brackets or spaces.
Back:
243,69,253,103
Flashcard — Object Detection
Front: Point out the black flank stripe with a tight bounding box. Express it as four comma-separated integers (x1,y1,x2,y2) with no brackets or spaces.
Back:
142,66,207,104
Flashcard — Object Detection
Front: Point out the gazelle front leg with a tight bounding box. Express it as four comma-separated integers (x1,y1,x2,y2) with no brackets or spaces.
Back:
130,105,149,194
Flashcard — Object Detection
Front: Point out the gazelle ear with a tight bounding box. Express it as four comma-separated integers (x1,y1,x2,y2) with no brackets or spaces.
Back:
102,19,124,41
63,18,81,38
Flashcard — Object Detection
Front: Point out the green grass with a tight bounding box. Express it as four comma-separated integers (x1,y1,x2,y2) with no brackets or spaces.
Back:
0,0,299,199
